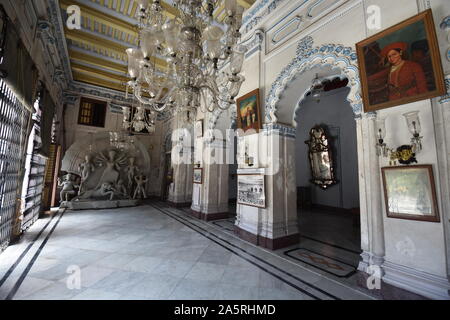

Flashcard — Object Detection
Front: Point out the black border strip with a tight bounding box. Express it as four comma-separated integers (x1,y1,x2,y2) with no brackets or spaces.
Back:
5,209,66,300
0,210,60,289
211,220,235,232
298,234,362,255
284,248,357,279
152,202,342,300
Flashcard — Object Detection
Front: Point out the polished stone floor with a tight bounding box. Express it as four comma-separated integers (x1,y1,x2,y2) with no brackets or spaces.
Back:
0,202,374,300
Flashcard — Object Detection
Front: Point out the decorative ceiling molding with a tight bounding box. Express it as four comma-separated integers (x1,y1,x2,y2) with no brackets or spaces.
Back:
47,0,73,85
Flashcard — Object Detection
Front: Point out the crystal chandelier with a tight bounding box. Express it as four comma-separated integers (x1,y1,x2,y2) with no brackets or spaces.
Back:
122,104,157,133
125,0,246,123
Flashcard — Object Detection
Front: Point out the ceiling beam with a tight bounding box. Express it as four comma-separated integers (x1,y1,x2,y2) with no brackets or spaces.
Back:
71,62,129,82
73,70,127,92
60,0,138,36
69,48,128,73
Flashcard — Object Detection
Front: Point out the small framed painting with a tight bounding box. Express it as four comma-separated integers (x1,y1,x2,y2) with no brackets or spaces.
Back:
381,165,439,222
237,174,266,208
236,89,262,134
355,9,445,112
193,168,203,184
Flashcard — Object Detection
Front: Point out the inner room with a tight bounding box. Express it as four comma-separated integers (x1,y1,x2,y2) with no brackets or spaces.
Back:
0,0,449,303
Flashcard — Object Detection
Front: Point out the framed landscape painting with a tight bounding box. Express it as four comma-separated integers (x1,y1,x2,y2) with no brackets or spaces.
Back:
237,174,266,208
236,89,262,134
381,165,439,222
356,9,445,112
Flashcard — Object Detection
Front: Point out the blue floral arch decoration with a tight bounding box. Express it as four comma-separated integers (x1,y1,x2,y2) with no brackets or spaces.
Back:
265,36,363,124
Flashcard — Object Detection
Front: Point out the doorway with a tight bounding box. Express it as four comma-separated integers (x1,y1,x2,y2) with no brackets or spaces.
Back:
292,82,361,275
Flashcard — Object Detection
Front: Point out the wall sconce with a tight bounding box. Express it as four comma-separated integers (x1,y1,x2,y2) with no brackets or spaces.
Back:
403,111,423,153
243,142,254,167
375,111,423,165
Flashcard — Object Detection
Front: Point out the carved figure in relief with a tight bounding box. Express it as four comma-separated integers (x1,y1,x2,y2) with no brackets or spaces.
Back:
115,179,129,198
125,157,140,194
58,174,78,202
133,175,148,199
94,149,128,188
78,154,95,194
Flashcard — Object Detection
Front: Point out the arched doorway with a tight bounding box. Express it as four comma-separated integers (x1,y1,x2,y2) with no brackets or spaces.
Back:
294,74,362,271
259,38,384,275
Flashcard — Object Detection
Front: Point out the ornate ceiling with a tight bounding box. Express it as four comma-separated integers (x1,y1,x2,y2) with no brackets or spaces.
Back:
59,0,256,93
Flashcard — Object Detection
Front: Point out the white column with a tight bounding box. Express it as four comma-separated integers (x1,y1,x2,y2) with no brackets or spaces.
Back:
235,123,299,250
357,113,385,274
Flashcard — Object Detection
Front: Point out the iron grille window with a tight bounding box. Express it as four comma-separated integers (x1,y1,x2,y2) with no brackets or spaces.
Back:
0,79,32,251
78,98,106,127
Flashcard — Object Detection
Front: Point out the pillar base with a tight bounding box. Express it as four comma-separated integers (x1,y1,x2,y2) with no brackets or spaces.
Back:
355,271,429,300
190,210,230,221
167,201,191,208
234,226,300,250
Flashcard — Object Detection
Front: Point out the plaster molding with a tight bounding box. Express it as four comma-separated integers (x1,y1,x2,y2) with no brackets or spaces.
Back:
438,75,450,104
265,37,362,123
440,16,450,30
47,0,73,85
262,122,296,138
242,0,288,35
382,260,450,300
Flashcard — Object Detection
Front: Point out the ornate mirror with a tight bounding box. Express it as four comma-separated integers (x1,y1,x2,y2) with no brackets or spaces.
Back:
304,126,337,189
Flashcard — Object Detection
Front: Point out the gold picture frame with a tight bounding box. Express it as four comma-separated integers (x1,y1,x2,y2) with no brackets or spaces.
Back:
381,165,440,222
236,89,262,134
356,9,445,112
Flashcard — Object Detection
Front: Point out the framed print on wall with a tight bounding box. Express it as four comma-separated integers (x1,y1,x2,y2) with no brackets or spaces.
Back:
237,174,266,208
236,89,262,134
381,165,440,222
193,168,203,184
355,9,445,112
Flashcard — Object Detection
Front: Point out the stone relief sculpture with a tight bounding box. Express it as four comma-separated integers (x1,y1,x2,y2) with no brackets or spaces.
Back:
60,133,151,210
58,174,78,202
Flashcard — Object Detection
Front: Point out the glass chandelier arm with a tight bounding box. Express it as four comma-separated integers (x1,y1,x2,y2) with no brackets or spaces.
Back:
152,102,168,112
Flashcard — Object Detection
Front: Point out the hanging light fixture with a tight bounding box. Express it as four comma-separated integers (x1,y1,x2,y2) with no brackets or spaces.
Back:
310,73,324,103
125,0,246,125
122,104,157,134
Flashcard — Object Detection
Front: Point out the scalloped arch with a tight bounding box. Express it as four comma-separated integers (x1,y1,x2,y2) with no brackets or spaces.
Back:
265,42,363,124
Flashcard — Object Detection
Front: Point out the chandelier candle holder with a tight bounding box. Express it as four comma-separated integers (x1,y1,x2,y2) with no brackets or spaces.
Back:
122,105,157,133
375,111,424,165
125,0,247,124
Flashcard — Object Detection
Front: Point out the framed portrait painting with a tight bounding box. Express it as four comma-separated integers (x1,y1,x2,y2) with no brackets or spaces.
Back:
356,9,445,112
236,89,262,134
193,168,203,184
381,165,439,222
237,174,266,208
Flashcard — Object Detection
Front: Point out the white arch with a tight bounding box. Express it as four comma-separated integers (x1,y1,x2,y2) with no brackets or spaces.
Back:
265,37,363,124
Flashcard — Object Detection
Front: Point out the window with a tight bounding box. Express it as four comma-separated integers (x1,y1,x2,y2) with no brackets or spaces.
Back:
78,98,107,127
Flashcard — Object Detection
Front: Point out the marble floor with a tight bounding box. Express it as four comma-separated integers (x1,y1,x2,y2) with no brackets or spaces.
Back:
0,202,375,300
